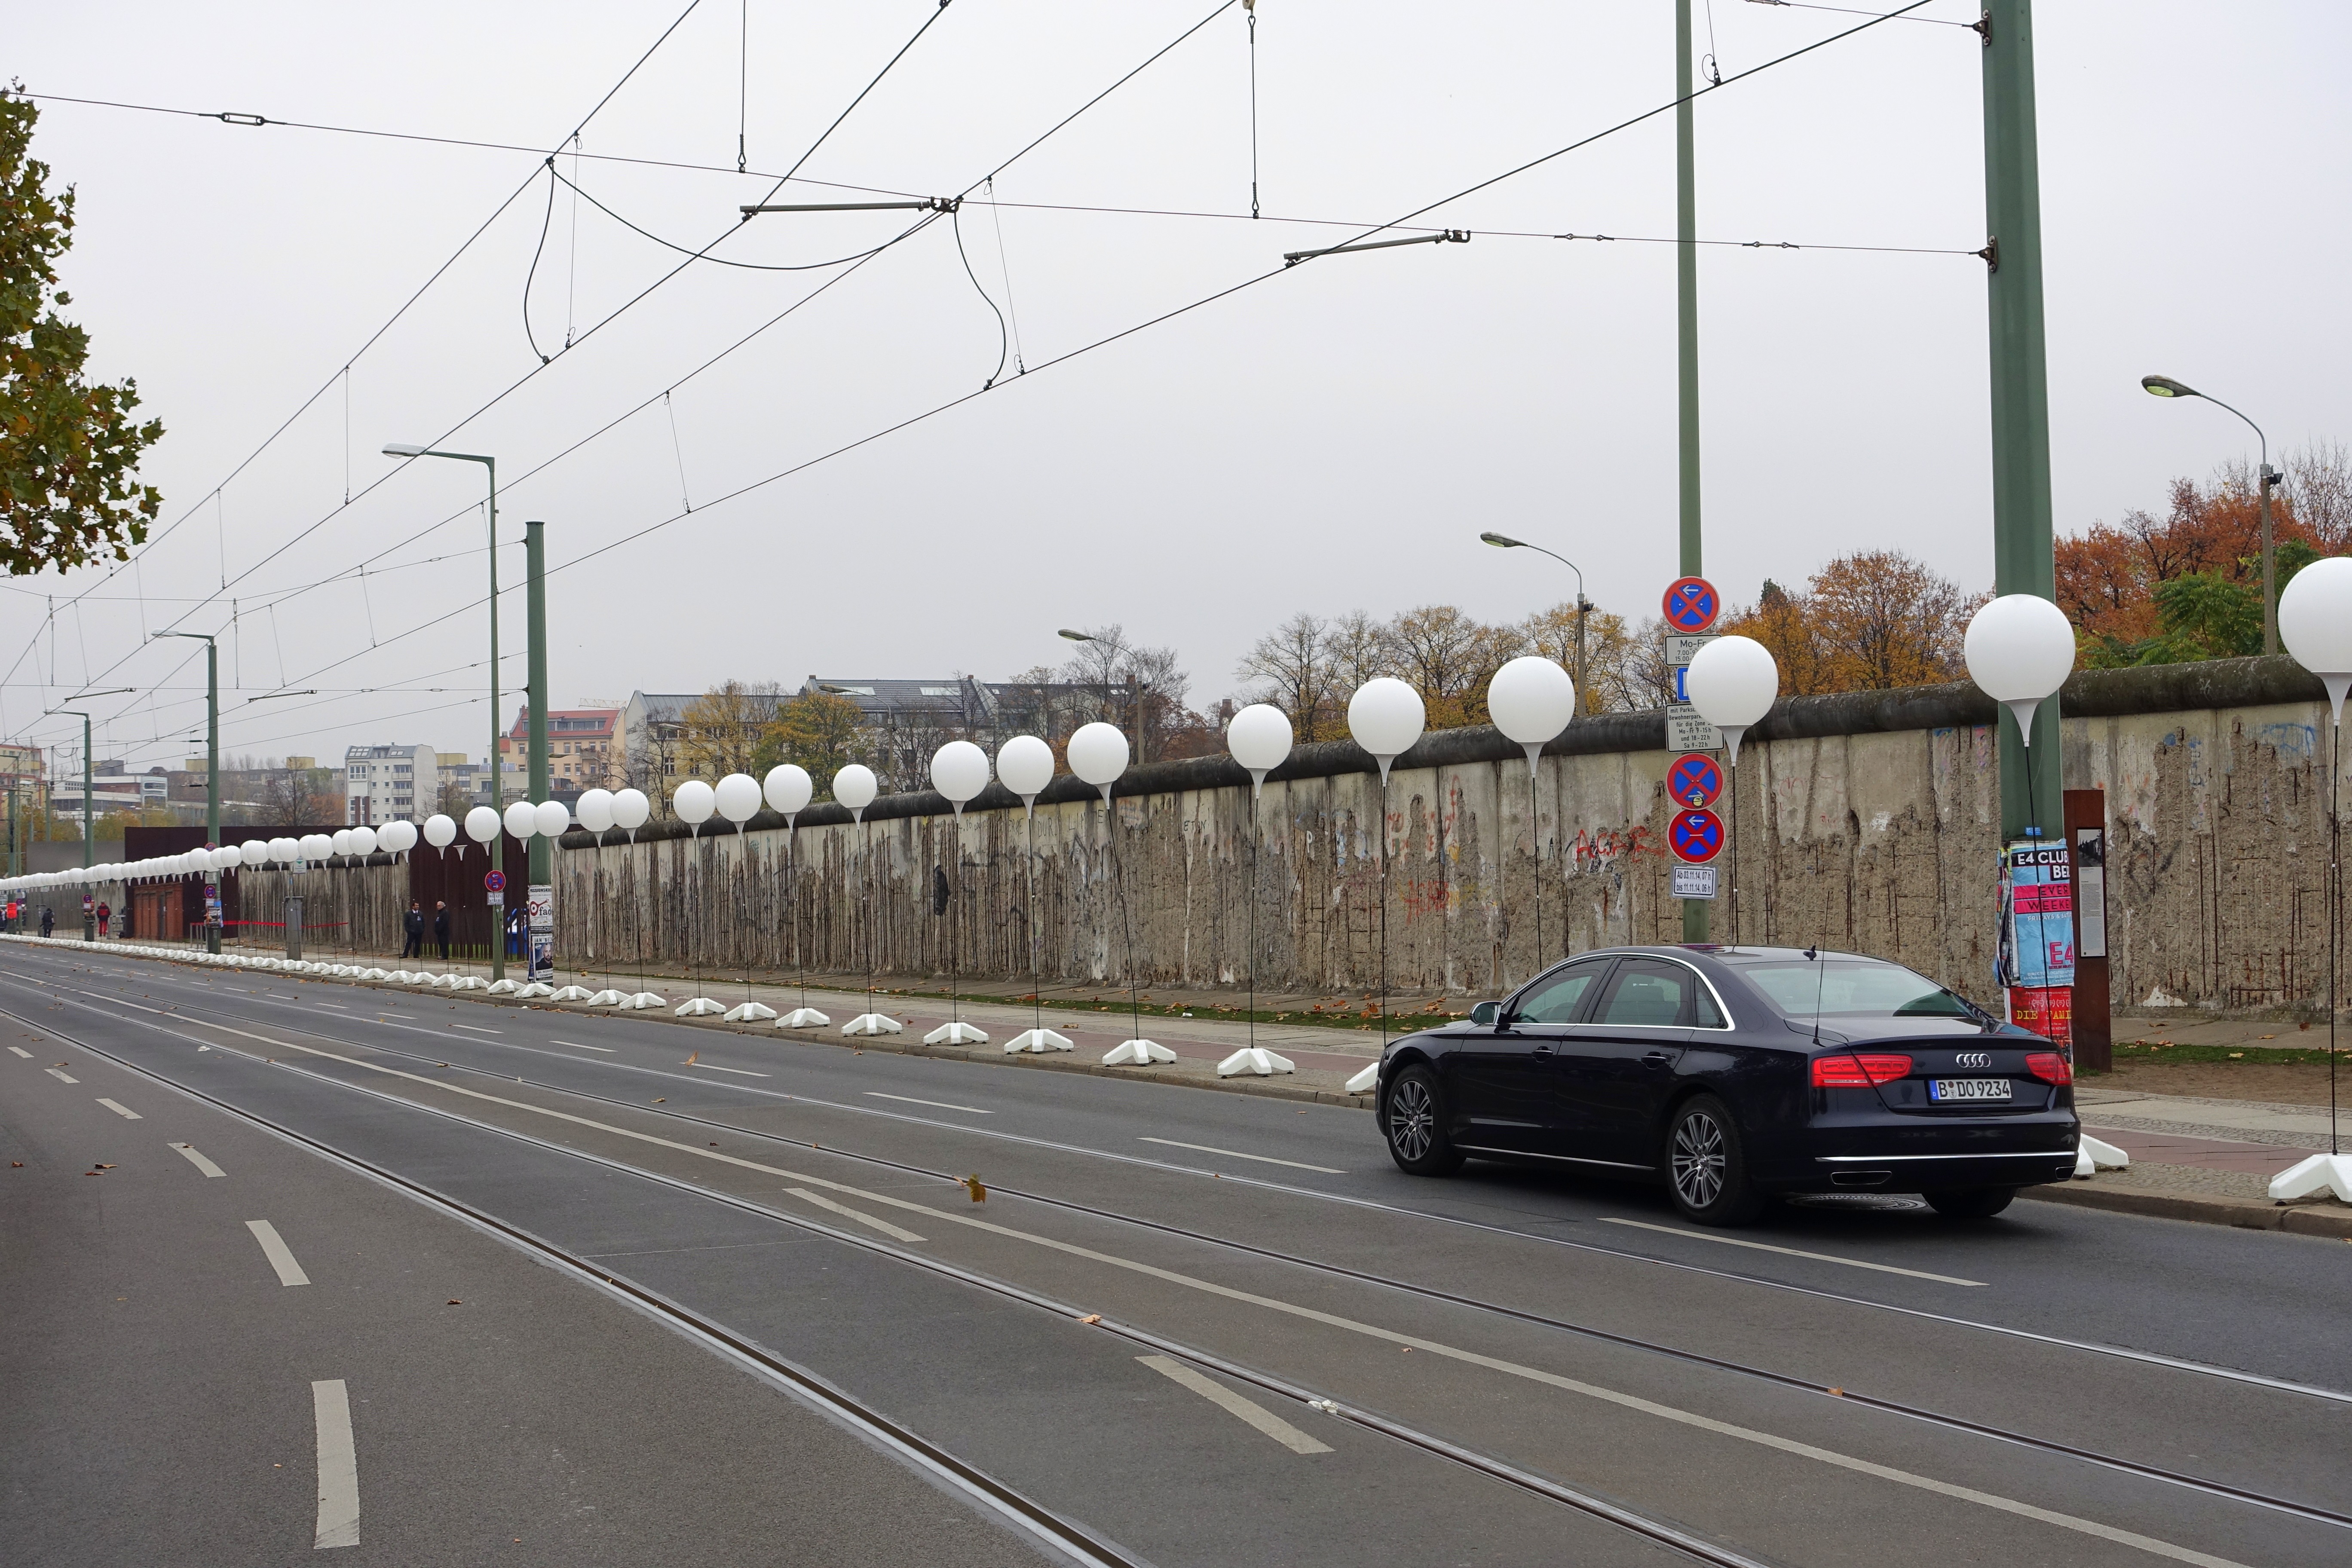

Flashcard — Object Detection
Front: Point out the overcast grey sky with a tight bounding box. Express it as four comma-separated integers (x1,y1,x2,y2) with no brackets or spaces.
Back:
6,0,2348,775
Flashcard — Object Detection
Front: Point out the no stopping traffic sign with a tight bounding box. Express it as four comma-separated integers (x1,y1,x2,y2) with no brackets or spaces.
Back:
1669,808,1725,864
1662,576,1720,634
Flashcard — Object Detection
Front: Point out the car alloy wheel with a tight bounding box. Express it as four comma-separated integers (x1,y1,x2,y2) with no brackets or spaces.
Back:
1389,1076,1436,1162
1672,1108,1728,1210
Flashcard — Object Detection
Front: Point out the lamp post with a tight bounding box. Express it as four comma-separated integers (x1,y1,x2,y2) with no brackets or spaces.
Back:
153,631,221,952
1479,533,1592,714
2142,375,2284,655
43,692,131,876
385,442,505,980
1059,628,1145,763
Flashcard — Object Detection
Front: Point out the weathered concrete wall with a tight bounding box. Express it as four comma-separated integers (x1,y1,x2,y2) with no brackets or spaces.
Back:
522,656,2340,1014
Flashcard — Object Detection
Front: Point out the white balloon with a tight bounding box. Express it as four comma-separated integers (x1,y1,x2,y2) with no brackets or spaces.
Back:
1963,594,2075,747
611,788,650,832
929,741,990,806
713,773,761,824
1067,722,1130,789
1347,678,1426,783
1684,634,1781,766
348,826,378,857
268,837,300,863
503,799,539,840
2279,558,2352,726
241,839,270,867
465,805,501,844
378,819,418,855
764,765,813,816
1485,655,1577,769
534,799,570,839
995,735,1054,801
672,778,715,825
424,814,458,849
832,763,878,814
1225,703,1294,777
575,788,616,834
331,830,355,858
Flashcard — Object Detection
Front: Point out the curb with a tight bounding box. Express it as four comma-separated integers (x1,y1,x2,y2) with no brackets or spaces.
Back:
2018,1180,2352,1238
102,947,1384,1115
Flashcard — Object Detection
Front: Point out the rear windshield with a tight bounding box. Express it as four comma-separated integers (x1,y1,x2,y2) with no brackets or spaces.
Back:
1734,959,1978,1020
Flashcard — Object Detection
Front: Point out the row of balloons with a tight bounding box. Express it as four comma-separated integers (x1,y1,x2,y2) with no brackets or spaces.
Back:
3,573,2230,904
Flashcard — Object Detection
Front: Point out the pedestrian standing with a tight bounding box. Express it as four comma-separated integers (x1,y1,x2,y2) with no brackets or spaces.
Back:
40,905,54,937
95,900,111,938
432,900,450,963
401,900,425,960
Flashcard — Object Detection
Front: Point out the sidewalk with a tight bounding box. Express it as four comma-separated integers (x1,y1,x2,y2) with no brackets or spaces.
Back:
2024,1086,2352,1236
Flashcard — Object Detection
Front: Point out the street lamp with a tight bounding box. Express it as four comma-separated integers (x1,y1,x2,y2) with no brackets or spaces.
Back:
386,441,506,979
1059,627,1146,762
153,631,222,951
2142,374,2285,655
1481,533,1593,712
43,689,133,876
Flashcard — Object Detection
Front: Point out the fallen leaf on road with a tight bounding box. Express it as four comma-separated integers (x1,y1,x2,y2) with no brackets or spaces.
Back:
1079,1314,1101,1325
653,1098,665,1103
9,1162,21,1168
964,1175,986,1202
684,1051,699,1065
448,1299,462,1305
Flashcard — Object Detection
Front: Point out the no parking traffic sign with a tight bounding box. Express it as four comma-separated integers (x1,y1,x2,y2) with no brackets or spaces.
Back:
1662,576,1721,634
1667,753,1724,809
484,870,506,892
1669,808,1725,864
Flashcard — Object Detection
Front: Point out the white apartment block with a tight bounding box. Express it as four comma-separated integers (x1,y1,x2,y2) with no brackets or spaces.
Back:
344,743,436,824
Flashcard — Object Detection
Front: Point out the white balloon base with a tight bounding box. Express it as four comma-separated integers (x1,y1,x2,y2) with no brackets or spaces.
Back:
585,989,626,1007
486,978,520,994
516,983,556,1000
924,1020,989,1045
2268,1152,2352,1204
843,1013,903,1036
1005,1028,1074,1054
2074,1135,2129,1178
1104,1038,1177,1066
446,976,484,991
779,1007,831,1028
357,968,390,981
620,992,668,1010
1344,1061,1380,1094
675,997,726,1018
549,986,595,1002
725,1001,778,1023
1217,1046,1294,1077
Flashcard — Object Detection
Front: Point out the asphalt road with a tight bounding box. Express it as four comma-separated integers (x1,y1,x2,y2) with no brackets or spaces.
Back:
4,940,2349,1568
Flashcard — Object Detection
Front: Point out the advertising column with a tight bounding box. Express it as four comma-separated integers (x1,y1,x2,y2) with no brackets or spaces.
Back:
527,882,554,983
1999,839,2076,1048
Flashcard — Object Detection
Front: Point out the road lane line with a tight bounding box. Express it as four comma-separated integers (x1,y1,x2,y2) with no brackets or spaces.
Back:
866,1091,990,1114
450,1023,502,1035
1139,1137,1342,1174
6,1044,29,1057
688,1061,769,1077
548,1039,615,1052
96,1097,141,1119
785,1187,926,1243
172,1142,226,1177
246,1220,311,1286
317,1004,348,1011
0,985,2281,1565
1137,1355,1332,1454
1597,1218,1986,1288
311,1379,359,1549
45,1066,77,1083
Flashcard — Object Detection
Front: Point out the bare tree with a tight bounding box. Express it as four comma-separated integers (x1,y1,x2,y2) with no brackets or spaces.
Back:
1236,612,1332,742
2290,440,2352,554
679,680,784,779
1323,608,1394,698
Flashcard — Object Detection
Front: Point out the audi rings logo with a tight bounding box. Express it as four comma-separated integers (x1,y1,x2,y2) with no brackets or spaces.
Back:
1955,1051,1991,1068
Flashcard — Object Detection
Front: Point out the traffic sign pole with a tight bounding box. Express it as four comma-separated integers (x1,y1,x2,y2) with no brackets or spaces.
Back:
1660,578,1721,943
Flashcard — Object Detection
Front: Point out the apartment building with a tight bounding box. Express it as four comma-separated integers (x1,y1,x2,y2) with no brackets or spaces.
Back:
343,743,436,824
498,706,622,802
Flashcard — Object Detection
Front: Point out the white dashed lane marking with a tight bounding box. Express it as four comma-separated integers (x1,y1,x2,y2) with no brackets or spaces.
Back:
97,1097,141,1119
245,1220,311,1286
44,1066,77,1084
172,1143,226,1178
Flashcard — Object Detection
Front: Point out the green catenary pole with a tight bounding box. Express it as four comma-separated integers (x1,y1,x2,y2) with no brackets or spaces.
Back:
526,520,549,888
1981,0,2061,839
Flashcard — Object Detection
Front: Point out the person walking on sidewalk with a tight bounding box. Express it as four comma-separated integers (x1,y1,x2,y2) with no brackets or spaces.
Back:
401,900,425,961
39,905,53,938
432,900,450,963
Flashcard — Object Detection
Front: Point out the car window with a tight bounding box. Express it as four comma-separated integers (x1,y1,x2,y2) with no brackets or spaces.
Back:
1733,958,1976,1020
1595,960,1689,1027
1515,962,1607,1024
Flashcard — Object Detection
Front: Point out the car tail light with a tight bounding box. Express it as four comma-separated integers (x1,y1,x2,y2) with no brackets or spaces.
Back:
2026,1051,2073,1086
1812,1053,1912,1087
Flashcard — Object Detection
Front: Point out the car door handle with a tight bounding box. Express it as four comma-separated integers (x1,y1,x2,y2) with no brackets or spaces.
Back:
1642,1050,1675,1066
1531,1044,1555,1060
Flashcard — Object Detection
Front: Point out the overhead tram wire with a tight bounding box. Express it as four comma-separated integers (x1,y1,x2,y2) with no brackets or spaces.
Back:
15,0,966,718
120,0,1948,733
24,0,1250,725
0,0,715,691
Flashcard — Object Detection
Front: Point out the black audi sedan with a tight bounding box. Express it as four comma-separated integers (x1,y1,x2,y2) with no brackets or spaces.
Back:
1373,944,2079,1225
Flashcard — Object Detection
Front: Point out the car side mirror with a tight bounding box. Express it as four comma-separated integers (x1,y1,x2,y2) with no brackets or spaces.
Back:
1470,1000,1501,1026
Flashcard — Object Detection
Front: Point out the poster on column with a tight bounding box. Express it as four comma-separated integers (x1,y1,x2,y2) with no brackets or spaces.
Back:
527,884,553,981
1999,840,2075,1044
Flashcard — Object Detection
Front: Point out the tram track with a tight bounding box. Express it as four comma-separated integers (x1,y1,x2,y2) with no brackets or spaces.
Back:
13,965,2352,1542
